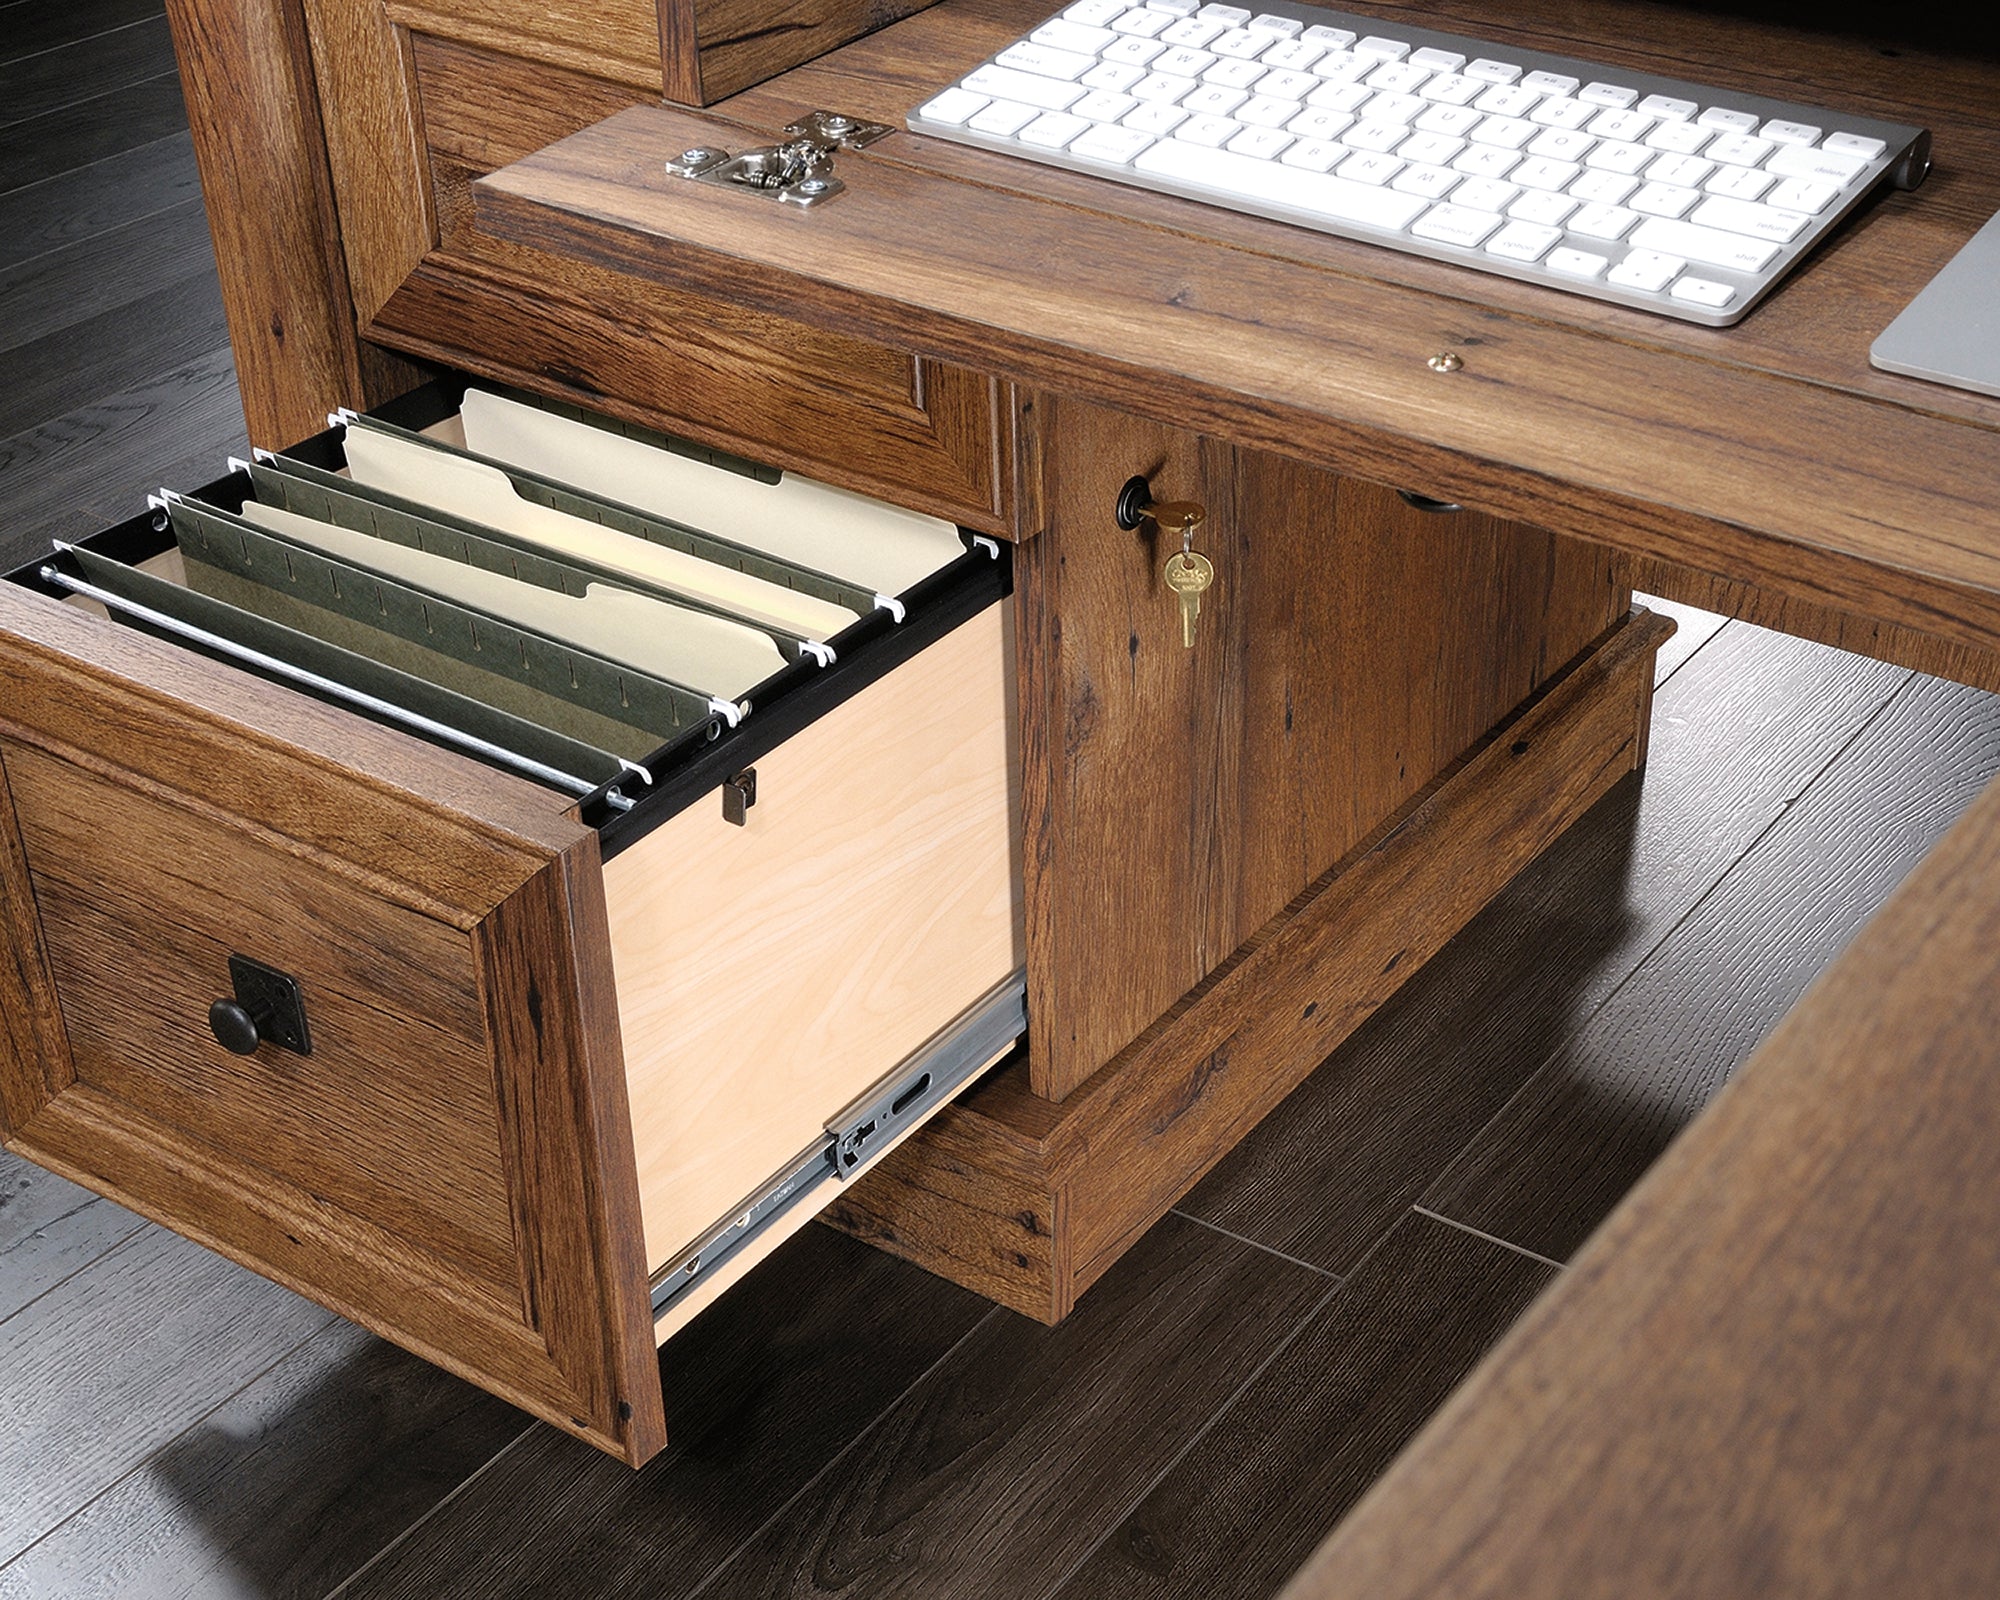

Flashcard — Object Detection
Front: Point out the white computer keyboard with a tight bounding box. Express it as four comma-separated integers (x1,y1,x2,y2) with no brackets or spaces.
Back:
908,0,1931,325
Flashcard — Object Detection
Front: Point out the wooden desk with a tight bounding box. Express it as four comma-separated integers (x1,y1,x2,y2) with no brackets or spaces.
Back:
89,0,2000,1543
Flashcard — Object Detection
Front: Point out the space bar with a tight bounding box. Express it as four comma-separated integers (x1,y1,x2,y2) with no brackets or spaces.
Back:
1132,142,1427,232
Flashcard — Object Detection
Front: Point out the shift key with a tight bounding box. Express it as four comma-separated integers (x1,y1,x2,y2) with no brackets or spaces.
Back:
1628,215,1780,273
963,63,1089,111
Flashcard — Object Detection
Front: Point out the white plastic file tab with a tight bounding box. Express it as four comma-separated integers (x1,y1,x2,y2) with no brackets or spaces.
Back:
456,390,967,599
237,501,788,699
338,425,861,642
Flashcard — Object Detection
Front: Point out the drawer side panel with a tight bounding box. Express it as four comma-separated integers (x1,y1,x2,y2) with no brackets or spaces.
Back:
606,600,1020,1270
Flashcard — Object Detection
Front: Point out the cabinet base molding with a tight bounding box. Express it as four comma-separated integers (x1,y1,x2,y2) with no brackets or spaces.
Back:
825,606,1673,1322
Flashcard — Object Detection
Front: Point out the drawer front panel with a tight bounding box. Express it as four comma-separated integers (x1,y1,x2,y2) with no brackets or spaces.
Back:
0,587,665,1463
6,742,522,1304
606,599,1021,1271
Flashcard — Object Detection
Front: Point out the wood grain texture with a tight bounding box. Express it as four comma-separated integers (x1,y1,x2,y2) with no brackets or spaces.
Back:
1179,621,1909,1275
162,0,387,447
696,1212,1329,1600
0,1318,527,1599
0,14,176,125
474,47,2000,659
0,130,200,272
829,609,1668,1320
0,584,665,1464
0,1146,145,1325
1426,669,2000,1264
1055,1211,1554,1600
0,197,216,354
339,1226,991,1599
0,1224,332,1563
1283,732,2000,1600
608,603,1017,1270
0,69,186,193
667,0,940,104
1017,396,1623,1099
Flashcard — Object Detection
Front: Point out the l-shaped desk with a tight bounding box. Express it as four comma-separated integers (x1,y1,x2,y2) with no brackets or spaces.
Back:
49,0,2000,1583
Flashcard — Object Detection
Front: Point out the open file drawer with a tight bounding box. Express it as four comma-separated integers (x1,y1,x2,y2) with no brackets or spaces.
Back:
0,380,1021,1466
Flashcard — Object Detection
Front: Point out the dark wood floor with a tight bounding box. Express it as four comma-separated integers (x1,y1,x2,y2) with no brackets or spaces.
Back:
5,6,1997,1596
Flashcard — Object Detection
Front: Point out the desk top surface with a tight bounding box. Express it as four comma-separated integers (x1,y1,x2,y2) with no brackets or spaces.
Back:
479,0,2000,652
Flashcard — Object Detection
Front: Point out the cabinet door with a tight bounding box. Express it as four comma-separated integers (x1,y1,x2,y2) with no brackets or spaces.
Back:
0,586,665,1464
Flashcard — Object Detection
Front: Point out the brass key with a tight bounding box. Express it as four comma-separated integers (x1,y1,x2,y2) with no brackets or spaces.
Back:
1164,549,1214,648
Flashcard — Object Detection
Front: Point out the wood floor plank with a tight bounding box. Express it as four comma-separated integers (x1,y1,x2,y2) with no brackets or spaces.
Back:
0,268,228,440
0,71,186,195
0,0,166,67
1424,669,2000,1263
1636,594,1729,684
338,1225,995,1600
0,344,243,569
0,1149,145,1324
0,1320,529,1600
0,196,214,353
1050,1211,1555,1600
0,132,199,271
1176,622,1908,1275
0,1225,332,1562
684,1214,1330,1600
0,15,176,129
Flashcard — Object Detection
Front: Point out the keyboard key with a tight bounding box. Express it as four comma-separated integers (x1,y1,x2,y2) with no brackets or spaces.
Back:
1628,215,1781,271
1630,181,1700,217
1532,97,1598,130
1149,0,1201,15
1464,58,1521,83
1824,130,1887,159
1257,68,1319,100
1687,194,1808,242
1645,121,1711,155
1020,109,1092,147
1392,162,1460,198
1071,122,1157,162
1212,26,1270,57
1338,150,1405,184
1161,16,1227,45
1197,1,1249,18
1112,7,1174,34
1130,74,1191,104
1547,245,1609,278
1248,11,1301,34
1586,140,1653,175
1033,18,1118,52
1568,168,1638,204
1302,24,1355,46
1240,95,1305,127
1083,60,1149,90
1706,132,1774,168
1697,106,1760,133
1124,101,1190,134
1076,88,1141,119
1308,79,1371,112
1453,144,1520,178
1638,93,1696,120
1521,69,1578,96
1412,202,1505,245
1411,46,1466,70
1509,187,1576,226
1766,144,1872,185
1362,91,1426,123
1399,130,1466,165
1570,202,1639,240
1313,52,1372,83
1290,107,1355,141
1471,115,1536,149
1452,176,1519,211
1588,108,1652,142
1065,0,1126,20
1414,103,1482,136
1527,127,1594,161
1185,83,1249,115
1647,153,1713,187
1153,45,1217,76
965,64,1088,110
919,88,989,125
1704,164,1775,201
1512,156,1580,192
1348,116,1413,151
1353,35,1411,60
1103,34,1168,65
968,98,1041,135
1422,72,1485,106
1368,61,1432,93
1760,118,1822,146
1263,39,1327,69
1606,247,1684,290
1135,136,1429,226
1174,112,1242,145
1578,81,1638,107
999,40,1099,79
1669,274,1736,308
1765,176,1840,213
1206,57,1270,87
1486,219,1563,260
1228,123,1293,157
1282,137,1345,171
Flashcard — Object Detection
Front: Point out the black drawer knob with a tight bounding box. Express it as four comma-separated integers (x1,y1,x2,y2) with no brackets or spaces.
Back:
206,955,313,1057
207,997,265,1055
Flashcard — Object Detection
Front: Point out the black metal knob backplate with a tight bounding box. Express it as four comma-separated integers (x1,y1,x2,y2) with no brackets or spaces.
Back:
208,998,263,1055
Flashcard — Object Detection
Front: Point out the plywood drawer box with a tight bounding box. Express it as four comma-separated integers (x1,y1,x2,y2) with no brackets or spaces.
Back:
0,380,1021,1467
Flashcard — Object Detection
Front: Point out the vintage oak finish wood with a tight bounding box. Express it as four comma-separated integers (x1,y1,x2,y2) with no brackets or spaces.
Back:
472,21,2000,662
830,607,1673,1318
0,585,665,1464
1283,716,2000,1600
605,603,1018,1271
662,0,942,104
1015,397,1624,1099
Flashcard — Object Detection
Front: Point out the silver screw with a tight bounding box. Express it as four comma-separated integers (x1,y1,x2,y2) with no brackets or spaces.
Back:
822,114,852,133
795,177,830,195
1427,350,1465,373
678,147,714,164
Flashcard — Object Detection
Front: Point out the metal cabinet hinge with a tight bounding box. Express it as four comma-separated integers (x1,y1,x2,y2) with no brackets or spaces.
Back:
664,110,892,207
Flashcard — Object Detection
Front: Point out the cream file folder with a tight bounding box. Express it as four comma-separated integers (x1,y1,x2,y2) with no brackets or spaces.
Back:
456,389,966,599
239,500,787,699
339,425,861,642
